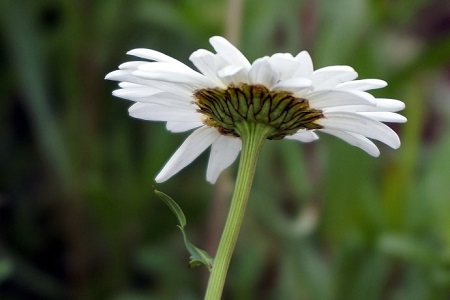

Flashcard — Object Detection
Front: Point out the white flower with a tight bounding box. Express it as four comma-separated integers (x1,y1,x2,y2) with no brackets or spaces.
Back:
106,36,406,184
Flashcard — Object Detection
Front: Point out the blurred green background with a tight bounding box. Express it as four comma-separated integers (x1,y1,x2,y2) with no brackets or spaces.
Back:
1,0,450,299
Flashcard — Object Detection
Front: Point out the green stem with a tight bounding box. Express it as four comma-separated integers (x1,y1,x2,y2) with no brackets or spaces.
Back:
204,122,273,300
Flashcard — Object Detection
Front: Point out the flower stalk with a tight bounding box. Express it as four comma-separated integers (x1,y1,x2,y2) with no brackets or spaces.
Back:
204,122,274,300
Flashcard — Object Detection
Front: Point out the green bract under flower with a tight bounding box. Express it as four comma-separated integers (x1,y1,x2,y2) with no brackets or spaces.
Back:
106,36,406,183
195,84,323,139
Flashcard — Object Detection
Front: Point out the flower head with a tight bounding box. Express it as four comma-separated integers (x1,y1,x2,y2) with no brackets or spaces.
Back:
106,36,406,183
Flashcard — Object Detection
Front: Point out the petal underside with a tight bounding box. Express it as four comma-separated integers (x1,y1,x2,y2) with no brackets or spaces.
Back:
319,128,381,157
317,111,401,149
209,36,251,69
128,102,200,122
284,130,319,142
189,49,228,87
155,127,220,182
307,90,375,109
248,58,279,87
207,136,242,183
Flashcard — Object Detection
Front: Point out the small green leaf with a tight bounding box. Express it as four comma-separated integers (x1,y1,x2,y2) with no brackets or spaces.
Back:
179,228,214,271
154,189,186,228
154,189,214,271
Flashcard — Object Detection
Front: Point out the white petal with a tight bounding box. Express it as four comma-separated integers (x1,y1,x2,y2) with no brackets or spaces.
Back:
135,62,216,87
189,49,227,86
312,66,358,89
105,69,129,80
319,128,380,157
128,94,194,110
166,121,204,133
267,53,299,80
337,79,387,91
132,70,212,88
325,105,386,113
358,112,407,123
323,99,405,113
374,98,405,112
119,61,146,70
155,127,220,182
105,70,194,96
285,130,319,142
248,57,279,87
118,82,144,88
272,77,313,95
293,51,314,78
127,48,189,67
206,136,242,183
217,65,249,86
307,90,375,109
113,87,163,99
316,112,401,148
128,103,201,122
209,36,251,69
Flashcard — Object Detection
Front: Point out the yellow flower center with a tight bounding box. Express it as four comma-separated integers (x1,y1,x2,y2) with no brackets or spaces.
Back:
194,84,323,139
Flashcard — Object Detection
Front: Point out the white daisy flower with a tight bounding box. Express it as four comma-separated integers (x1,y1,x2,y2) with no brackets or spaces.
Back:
106,36,406,184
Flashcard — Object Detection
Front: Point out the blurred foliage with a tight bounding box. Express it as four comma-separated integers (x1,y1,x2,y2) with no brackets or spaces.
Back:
1,0,450,299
